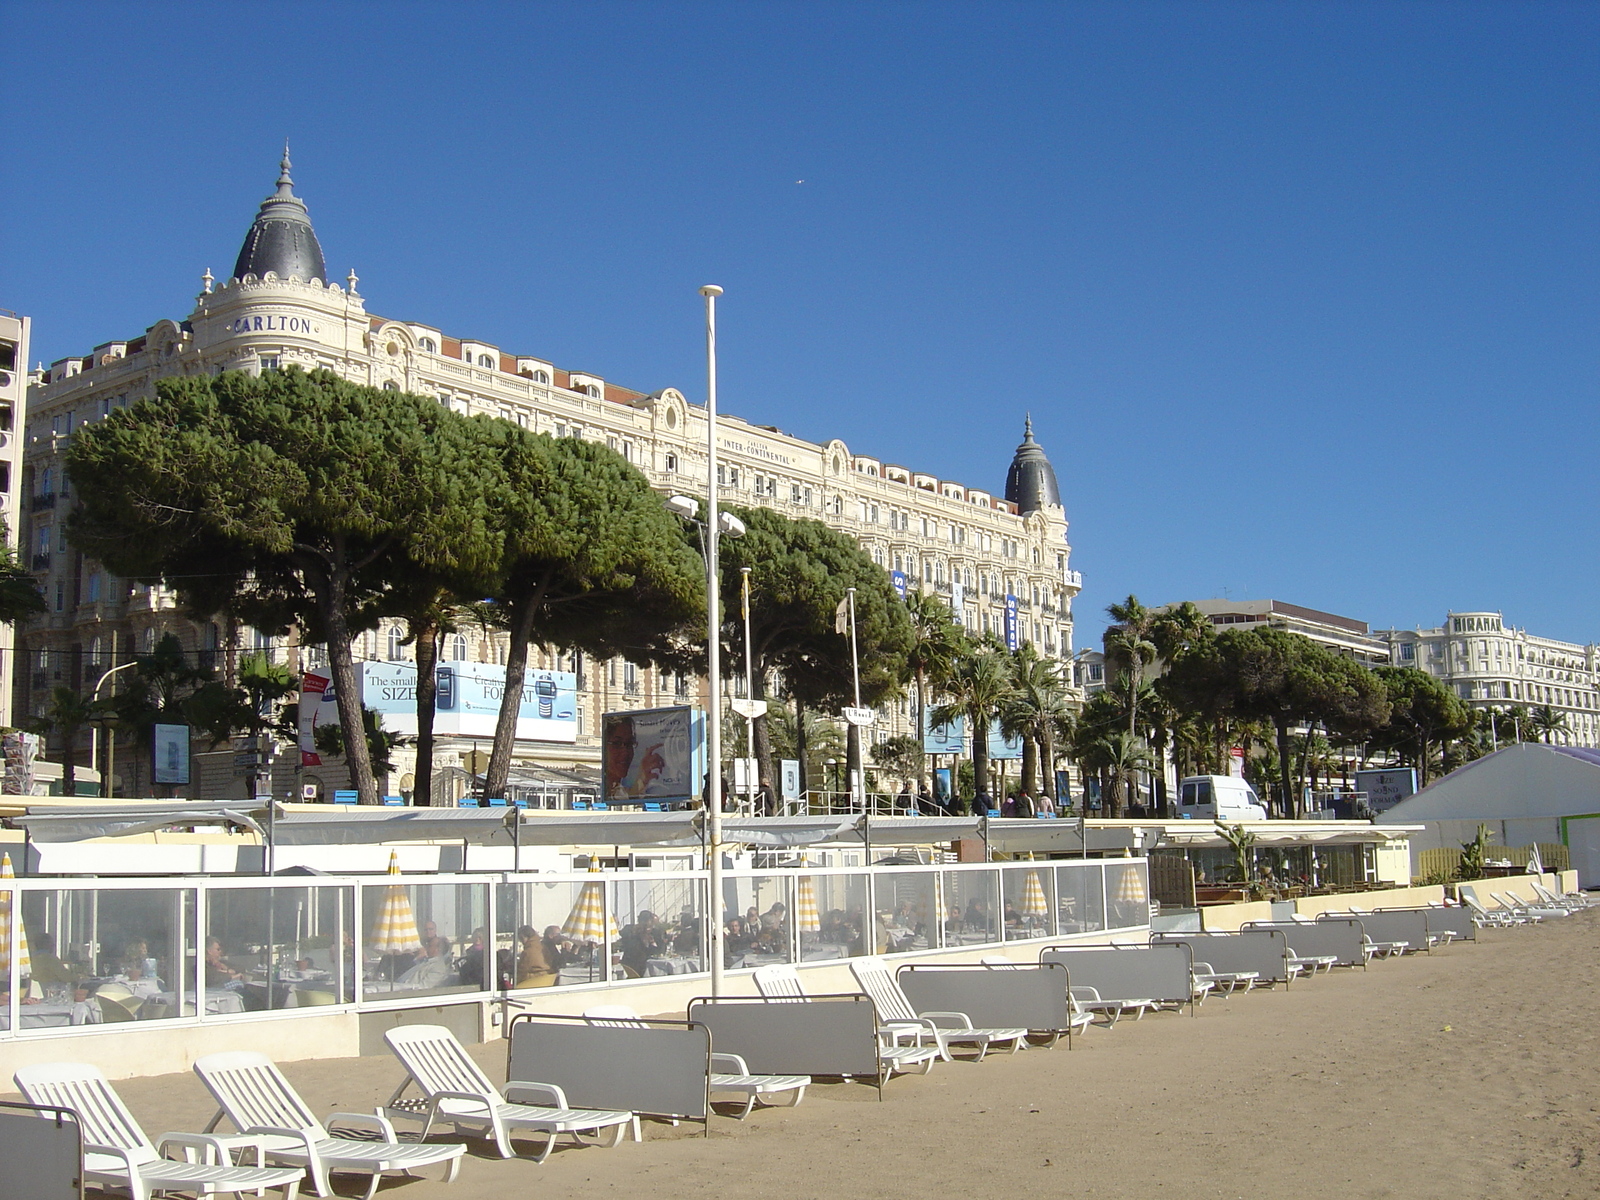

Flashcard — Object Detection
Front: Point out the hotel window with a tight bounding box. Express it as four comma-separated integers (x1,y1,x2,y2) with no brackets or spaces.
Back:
477,354,495,367
419,338,437,352
259,355,279,372
665,453,678,473
56,523,67,552
893,553,903,572
387,626,404,661
533,370,550,383
450,633,468,661
555,423,567,437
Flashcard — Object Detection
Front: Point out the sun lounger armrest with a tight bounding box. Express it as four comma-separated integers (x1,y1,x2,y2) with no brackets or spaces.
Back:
710,1053,751,1075
879,1018,937,1042
244,1125,320,1159
328,1112,399,1140
918,1011,977,1030
505,1081,569,1109
156,1130,261,1166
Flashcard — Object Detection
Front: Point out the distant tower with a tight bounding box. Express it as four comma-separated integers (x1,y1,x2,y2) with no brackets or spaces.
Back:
231,144,327,283
1003,414,1062,514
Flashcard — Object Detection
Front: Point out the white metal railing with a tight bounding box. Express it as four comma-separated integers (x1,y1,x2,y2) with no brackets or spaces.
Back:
0,858,1149,1039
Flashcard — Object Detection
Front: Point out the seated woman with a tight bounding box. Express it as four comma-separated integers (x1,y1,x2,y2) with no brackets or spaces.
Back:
514,924,558,988
394,936,456,990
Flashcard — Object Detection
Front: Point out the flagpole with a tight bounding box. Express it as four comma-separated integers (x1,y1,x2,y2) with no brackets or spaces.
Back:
742,567,756,814
847,587,861,710
848,587,863,809
701,283,726,998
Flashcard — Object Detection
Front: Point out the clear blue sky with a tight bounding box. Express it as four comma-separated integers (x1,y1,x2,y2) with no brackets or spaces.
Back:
3,2,1595,646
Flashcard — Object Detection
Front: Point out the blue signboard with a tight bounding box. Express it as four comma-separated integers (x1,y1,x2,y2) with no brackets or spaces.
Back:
890,570,908,599
987,720,1023,760
1004,594,1019,650
921,708,967,754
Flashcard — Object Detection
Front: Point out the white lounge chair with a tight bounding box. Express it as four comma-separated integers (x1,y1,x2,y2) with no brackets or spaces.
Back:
582,1004,809,1117
382,1024,637,1161
1460,892,1526,927
193,1050,467,1200
850,956,1029,1062
1191,961,1259,994
15,1061,305,1200
752,962,942,1076
1492,891,1566,920
976,956,1096,1038
1068,984,1159,1027
1533,881,1597,911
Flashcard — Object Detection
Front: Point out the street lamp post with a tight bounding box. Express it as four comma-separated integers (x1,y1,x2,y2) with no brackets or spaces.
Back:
91,657,138,799
700,283,727,998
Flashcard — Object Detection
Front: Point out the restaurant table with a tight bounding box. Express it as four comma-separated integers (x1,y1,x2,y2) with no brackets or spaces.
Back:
644,956,703,976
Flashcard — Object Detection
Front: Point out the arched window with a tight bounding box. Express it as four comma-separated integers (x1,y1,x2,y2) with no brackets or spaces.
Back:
382,381,398,390
387,626,404,661
533,370,550,383
477,354,495,368
450,633,468,661
664,452,678,473
419,337,437,353
586,384,601,398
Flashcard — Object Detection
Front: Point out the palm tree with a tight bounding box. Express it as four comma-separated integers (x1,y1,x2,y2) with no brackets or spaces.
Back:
903,590,967,788
26,687,107,796
1087,730,1155,819
930,645,1015,807
1529,704,1569,745
1105,595,1159,740
1001,645,1073,799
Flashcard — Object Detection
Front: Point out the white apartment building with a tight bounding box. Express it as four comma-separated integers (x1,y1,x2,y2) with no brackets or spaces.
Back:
0,311,28,726
1184,599,1389,667
16,153,1083,799
1378,613,1600,748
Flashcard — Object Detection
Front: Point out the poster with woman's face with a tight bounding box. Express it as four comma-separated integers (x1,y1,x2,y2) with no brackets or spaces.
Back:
603,707,698,802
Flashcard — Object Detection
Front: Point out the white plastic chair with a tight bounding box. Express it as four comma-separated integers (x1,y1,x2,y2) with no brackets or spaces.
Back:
1493,891,1566,919
1191,961,1259,994
1068,984,1159,1027
582,1004,809,1117
753,961,942,1075
1459,891,1525,927
850,956,1028,1062
382,1024,637,1161
1533,881,1596,911
193,1050,467,1200
15,1062,304,1200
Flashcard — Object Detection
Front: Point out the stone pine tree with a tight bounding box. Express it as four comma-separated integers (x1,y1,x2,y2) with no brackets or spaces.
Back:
710,506,914,799
66,367,498,803
478,426,704,802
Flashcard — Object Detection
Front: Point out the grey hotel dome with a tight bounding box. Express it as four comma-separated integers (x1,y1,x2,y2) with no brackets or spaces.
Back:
232,146,327,283
1003,415,1062,514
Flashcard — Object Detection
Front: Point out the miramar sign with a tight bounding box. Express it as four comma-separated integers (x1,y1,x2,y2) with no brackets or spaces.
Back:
223,313,320,335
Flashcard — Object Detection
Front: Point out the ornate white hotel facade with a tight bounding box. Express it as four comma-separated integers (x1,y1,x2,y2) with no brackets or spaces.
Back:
1378,613,1599,748
15,155,1082,800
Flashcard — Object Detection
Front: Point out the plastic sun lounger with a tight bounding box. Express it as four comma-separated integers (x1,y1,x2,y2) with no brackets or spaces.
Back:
581,1005,809,1117
850,956,1030,1062
382,1024,638,1161
1492,891,1567,920
1460,893,1526,927
752,962,943,1076
192,1051,467,1200
15,1062,305,1200
1190,961,1260,994
1533,881,1598,911
1068,985,1160,1028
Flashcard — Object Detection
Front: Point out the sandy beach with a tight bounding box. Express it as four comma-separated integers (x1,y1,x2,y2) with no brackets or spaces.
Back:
21,908,1600,1200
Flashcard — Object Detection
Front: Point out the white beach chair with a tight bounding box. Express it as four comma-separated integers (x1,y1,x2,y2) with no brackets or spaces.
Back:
1492,891,1566,920
1533,881,1597,911
1191,961,1259,994
753,962,942,1076
193,1050,467,1200
582,1004,809,1117
1460,892,1525,927
977,956,1097,1036
15,1061,305,1200
382,1024,637,1161
850,956,1029,1062
1068,984,1159,1027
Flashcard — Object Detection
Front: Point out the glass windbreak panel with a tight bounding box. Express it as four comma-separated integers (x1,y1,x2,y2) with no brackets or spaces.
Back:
1054,864,1105,935
1001,866,1055,942
1106,862,1150,930
12,887,191,1029
360,881,490,1000
873,870,940,954
205,886,354,1011
611,876,704,979
504,879,609,989
940,869,1001,947
719,874,792,970
799,872,868,961
1257,845,1311,893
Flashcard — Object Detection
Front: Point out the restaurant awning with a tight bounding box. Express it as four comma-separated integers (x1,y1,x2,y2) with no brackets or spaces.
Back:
9,801,269,842
270,807,519,846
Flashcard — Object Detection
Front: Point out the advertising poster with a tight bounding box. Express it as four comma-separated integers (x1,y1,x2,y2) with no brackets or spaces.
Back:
987,720,1023,760
933,767,953,806
890,570,908,599
299,671,334,766
1354,768,1418,814
1004,594,1019,650
152,723,191,785
361,662,578,743
603,706,705,804
921,708,967,755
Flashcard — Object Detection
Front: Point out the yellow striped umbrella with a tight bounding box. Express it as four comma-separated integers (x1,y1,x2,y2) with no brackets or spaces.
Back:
1113,865,1147,905
370,851,422,955
1019,870,1049,919
562,866,618,944
0,853,28,981
794,875,822,933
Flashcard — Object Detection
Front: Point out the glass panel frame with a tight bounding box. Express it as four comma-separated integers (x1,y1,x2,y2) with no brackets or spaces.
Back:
1054,863,1106,935
1000,865,1055,942
940,868,1001,947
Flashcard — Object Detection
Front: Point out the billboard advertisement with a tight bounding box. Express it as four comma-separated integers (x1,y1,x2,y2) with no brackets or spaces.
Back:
921,708,967,755
1355,767,1418,814
299,671,334,766
603,706,705,804
987,720,1023,760
890,570,908,599
361,661,578,743
152,723,191,785
1004,594,1019,650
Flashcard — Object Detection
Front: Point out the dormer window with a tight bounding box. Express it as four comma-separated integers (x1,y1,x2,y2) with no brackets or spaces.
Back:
586,384,601,398
477,354,494,368
533,370,550,383
419,338,437,353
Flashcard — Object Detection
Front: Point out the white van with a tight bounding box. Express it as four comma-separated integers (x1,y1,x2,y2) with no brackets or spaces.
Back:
1177,775,1268,822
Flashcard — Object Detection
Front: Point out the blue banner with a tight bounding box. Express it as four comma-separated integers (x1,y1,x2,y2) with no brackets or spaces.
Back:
1004,594,1019,650
890,570,908,599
